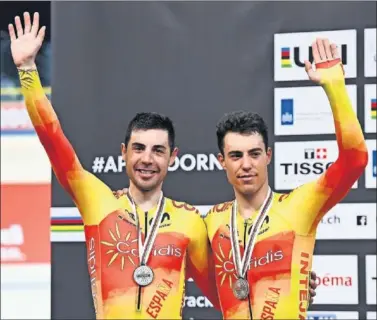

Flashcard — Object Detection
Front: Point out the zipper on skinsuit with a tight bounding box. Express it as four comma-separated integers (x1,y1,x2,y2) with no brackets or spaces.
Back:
136,211,149,312
244,221,253,319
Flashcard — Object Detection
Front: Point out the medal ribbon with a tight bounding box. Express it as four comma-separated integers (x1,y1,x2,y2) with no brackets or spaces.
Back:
230,187,273,279
126,191,166,266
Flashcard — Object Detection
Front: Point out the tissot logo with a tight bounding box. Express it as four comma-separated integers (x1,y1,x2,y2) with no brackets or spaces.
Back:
275,141,359,191
281,148,333,176
305,148,327,160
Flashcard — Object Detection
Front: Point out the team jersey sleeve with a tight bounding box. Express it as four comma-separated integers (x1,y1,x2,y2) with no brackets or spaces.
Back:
287,64,368,234
19,69,118,224
284,63,368,235
186,211,220,311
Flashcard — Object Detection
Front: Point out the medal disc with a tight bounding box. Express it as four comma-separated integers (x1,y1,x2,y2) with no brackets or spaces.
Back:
133,265,154,287
232,278,249,300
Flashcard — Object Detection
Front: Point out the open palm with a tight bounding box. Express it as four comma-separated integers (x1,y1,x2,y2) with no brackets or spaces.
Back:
8,12,46,69
304,38,345,85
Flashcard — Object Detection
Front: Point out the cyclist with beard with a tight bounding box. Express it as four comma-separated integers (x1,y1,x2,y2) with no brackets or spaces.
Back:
9,12,219,319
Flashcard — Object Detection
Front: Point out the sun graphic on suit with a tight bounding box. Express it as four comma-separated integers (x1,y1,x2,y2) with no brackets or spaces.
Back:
100,221,138,270
215,242,238,287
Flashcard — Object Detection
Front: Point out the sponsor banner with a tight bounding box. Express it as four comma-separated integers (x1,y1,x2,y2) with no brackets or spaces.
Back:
367,312,377,320
1,264,51,319
365,84,376,133
1,136,51,184
1,184,51,264
274,141,358,190
312,255,358,305
90,153,223,175
317,203,376,240
274,29,357,82
366,255,376,305
306,311,359,319
274,85,357,136
365,139,376,189
365,28,377,78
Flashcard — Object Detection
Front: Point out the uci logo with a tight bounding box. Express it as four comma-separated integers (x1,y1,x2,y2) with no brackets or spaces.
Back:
284,44,348,68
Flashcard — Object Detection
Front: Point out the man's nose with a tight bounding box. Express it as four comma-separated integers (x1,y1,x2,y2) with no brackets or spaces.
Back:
141,151,153,164
241,156,253,171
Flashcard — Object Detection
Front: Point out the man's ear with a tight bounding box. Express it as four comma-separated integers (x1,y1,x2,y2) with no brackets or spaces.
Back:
121,143,127,162
169,147,179,166
217,152,226,171
266,147,272,165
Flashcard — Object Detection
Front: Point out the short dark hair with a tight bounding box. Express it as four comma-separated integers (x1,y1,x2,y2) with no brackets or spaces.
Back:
216,111,269,155
125,112,175,152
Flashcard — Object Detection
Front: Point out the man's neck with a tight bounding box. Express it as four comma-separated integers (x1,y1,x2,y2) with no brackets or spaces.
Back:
129,183,163,212
234,182,270,220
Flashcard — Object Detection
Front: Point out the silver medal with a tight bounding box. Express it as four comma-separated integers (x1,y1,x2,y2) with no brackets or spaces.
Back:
232,278,249,300
126,191,165,288
229,187,273,300
133,265,154,287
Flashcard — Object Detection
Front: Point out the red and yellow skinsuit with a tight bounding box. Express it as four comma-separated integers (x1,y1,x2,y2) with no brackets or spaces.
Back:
19,69,219,319
204,61,368,319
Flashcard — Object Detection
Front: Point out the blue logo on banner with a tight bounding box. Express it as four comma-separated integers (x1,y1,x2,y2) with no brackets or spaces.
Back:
373,150,376,178
281,99,294,125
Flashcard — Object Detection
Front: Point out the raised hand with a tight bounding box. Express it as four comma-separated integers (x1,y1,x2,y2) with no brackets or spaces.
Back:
8,12,46,69
304,38,345,86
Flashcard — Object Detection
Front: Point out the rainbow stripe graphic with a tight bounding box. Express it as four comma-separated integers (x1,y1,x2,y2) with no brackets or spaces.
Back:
51,208,85,242
371,98,376,120
281,47,292,68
